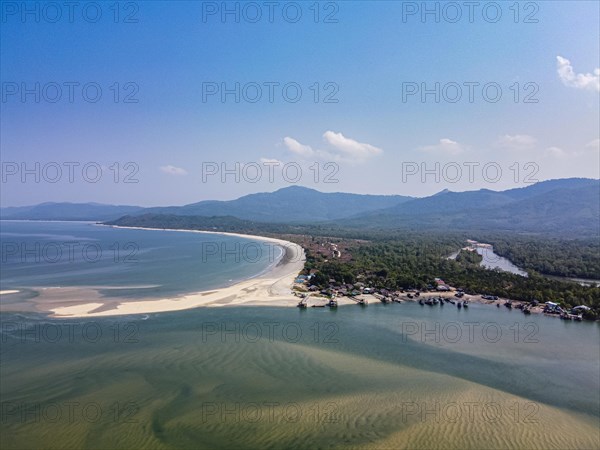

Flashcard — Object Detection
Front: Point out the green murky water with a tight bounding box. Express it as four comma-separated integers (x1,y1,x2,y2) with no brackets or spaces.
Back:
1,304,599,449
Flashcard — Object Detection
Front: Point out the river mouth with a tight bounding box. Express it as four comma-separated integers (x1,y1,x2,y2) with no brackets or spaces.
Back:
474,245,529,277
447,241,528,277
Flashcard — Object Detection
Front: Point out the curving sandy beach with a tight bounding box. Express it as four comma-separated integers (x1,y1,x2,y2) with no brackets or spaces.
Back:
2,226,305,318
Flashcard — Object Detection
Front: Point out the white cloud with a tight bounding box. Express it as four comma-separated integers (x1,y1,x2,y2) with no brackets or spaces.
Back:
160,165,188,176
545,146,567,158
419,138,465,155
283,132,382,164
585,138,600,151
494,134,537,151
322,131,383,160
283,137,316,158
259,157,283,165
544,140,600,158
556,56,600,92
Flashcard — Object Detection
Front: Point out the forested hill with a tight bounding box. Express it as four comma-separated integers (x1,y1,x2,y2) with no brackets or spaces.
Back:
144,186,411,222
1,186,411,223
5,179,599,237
344,178,600,237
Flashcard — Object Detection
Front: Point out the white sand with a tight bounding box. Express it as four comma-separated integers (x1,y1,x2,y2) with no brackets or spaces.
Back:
47,226,306,318
49,302,106,316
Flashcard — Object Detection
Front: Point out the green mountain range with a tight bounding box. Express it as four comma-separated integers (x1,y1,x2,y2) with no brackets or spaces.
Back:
2,178,599,236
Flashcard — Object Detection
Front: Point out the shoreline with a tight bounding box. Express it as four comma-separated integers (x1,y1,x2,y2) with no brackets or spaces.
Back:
2,225,306,318
98,223,292,283
2,223,594,320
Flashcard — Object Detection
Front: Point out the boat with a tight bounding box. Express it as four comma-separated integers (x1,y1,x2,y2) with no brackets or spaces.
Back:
462,301,468,308
523,308,531,315
457,302,462,309
419,299,424,306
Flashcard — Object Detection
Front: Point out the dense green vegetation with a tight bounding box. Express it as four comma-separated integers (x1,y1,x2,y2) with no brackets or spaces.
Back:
455,249,483,266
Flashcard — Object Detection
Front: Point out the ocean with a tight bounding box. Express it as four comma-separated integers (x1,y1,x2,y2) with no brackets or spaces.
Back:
0,220,282,301
1,222,599,449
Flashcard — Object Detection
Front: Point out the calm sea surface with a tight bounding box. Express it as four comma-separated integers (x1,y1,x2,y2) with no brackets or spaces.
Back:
1,223,599,449
0,221,281,299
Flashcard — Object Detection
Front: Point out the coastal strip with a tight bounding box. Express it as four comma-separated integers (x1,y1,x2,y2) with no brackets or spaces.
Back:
41,226,305,318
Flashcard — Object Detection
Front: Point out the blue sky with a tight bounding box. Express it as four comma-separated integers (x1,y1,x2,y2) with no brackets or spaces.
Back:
1,1,599,206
